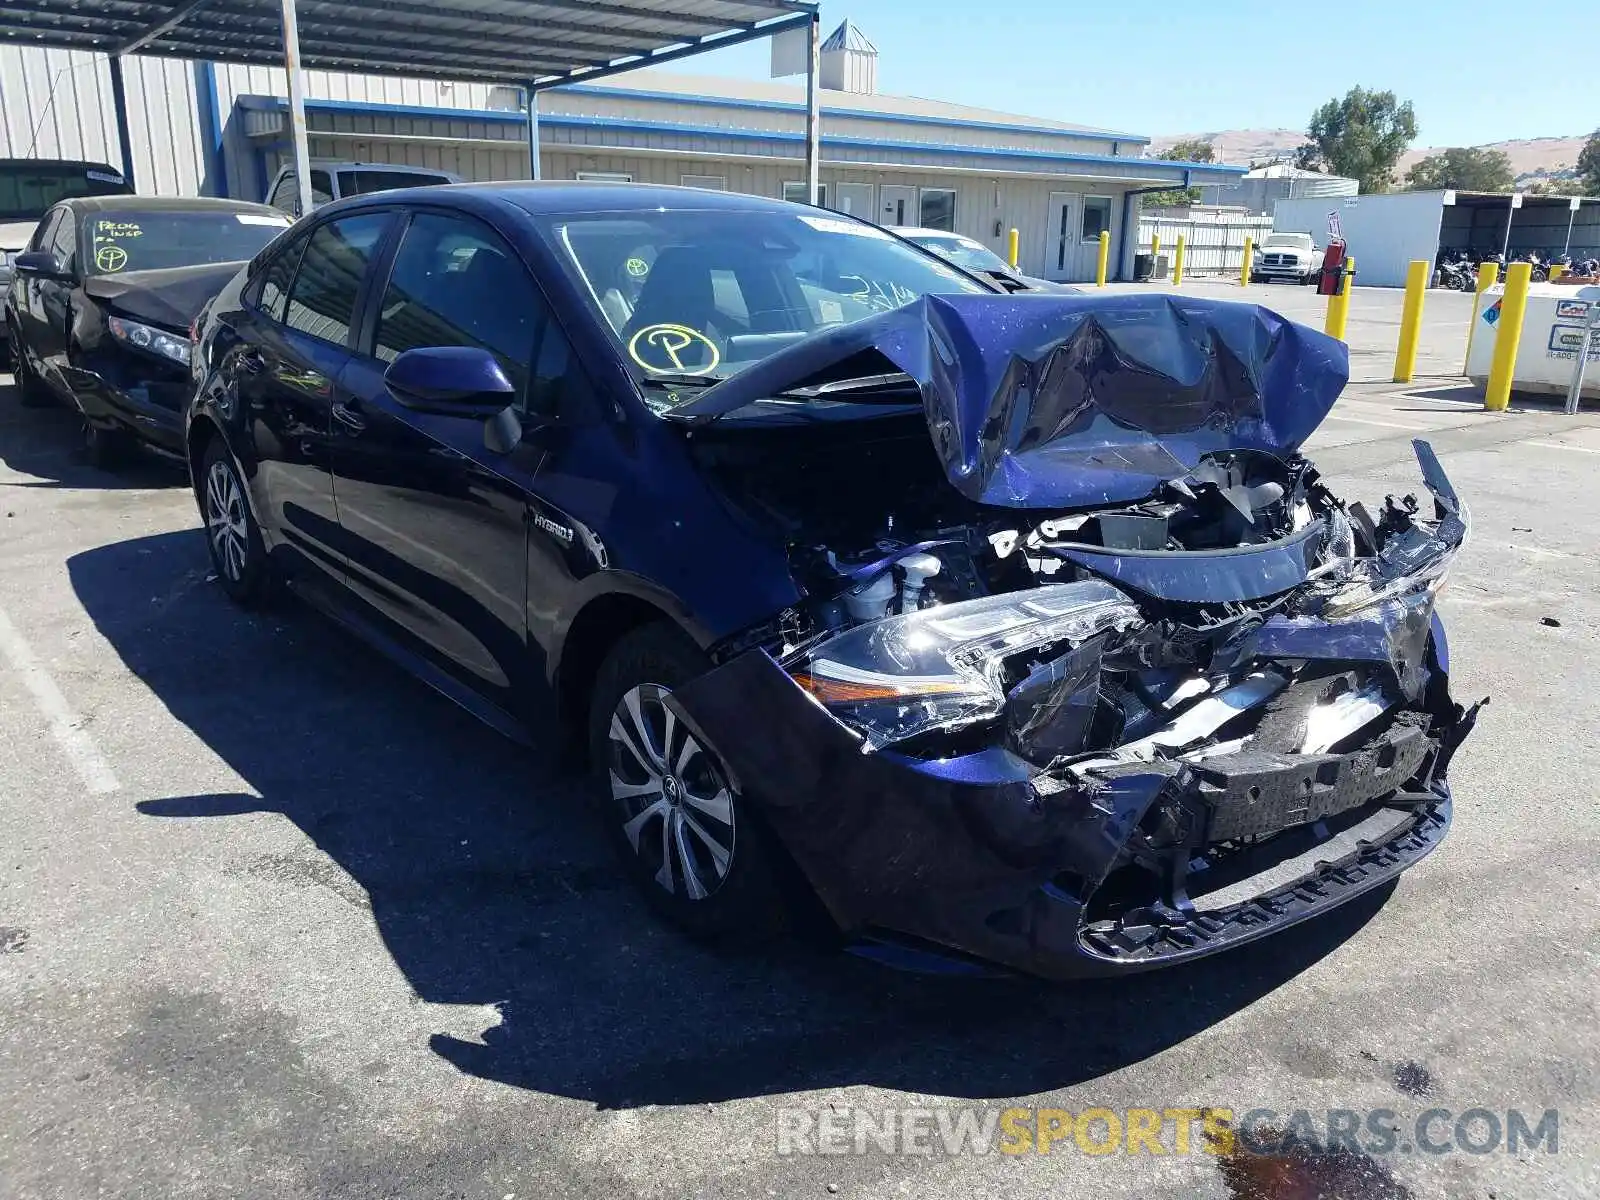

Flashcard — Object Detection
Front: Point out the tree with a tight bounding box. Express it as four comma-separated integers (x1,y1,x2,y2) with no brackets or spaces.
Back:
1579,130,1600,195
1404,147,1514,192
1295,87,1418,193
1144,138,1214,208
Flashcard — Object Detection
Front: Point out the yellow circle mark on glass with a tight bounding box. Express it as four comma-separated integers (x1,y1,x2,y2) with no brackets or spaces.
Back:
627,324,719,375
625,256,650,278
96,245,128,273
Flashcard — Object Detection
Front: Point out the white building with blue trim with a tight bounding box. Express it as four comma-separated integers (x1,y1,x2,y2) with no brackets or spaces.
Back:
1,21,1240,281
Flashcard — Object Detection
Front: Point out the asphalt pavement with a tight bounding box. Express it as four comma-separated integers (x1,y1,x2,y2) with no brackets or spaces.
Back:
2,294,1597,1199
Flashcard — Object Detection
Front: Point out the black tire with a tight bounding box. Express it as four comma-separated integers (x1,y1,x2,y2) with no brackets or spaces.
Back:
198,438,273,606
83,420,135,470
588,621,789,945
8,325,53,409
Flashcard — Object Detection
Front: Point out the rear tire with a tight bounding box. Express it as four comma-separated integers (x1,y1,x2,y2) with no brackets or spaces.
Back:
199,438,272,607
588,621,790,945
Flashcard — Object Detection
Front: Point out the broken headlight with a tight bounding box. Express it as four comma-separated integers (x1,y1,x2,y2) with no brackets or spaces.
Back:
1320,493,1469,621
789,580,1140,750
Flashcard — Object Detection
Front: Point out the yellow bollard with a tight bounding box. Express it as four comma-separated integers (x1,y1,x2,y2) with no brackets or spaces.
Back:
1324,255,1354,342
1549,264,1564,283
1462,262,1499,375
1240,237,1254,288
1173,235,1186,286
1096,230,1110,286
1485,262,1533,411
1393,259,1430,382
1151,233,1160,271
1007,227,1019,269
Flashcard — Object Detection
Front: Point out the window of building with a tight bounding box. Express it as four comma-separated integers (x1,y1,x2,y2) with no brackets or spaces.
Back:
680,174,727,191
1081,196,1113,243
576,171,633,184
918,188,957,232
283,213,389,346
782,181,828,207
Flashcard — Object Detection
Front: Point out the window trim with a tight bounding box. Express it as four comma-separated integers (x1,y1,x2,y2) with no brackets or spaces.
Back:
917,186,958,232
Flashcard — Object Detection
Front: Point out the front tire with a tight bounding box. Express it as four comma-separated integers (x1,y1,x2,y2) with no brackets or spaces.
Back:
588,622,789,944
8,325,52,409
199,439,272,606
83,421,135,470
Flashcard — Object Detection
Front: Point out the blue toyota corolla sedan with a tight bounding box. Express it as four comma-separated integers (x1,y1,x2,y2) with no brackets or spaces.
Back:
185,182,1480,979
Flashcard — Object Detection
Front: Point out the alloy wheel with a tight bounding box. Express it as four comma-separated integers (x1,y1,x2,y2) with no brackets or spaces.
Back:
607,683,736,900
204,458,249,582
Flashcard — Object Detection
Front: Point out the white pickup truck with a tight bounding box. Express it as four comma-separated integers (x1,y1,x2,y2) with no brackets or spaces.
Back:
1251,232,1322,285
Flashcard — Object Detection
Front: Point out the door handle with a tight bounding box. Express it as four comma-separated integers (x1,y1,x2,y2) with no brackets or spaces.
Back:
331,398,367,433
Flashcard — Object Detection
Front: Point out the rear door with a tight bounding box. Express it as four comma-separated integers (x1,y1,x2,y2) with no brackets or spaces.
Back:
230,210,393,584
32,207,80,386
330,207,549,711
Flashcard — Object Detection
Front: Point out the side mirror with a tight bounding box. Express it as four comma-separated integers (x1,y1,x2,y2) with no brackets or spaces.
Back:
14,250,69,280
384,346,516,418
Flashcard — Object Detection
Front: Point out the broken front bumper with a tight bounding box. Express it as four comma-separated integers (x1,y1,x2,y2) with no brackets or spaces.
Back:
671,634,1472,981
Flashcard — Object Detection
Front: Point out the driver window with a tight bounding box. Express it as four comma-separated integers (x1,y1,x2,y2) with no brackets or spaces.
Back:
48,211,76,271
373,211,544,405
30,210,62,253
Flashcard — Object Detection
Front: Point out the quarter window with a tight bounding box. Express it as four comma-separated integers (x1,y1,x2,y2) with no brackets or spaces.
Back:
283,213,389,345
918,188,957,232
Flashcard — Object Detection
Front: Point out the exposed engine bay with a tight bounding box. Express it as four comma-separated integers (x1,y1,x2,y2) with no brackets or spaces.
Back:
669,293,1481,976
693,436,1478,968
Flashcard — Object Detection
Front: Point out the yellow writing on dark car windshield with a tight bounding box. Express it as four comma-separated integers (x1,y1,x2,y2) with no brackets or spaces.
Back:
94,245,129,272
627,323,719,374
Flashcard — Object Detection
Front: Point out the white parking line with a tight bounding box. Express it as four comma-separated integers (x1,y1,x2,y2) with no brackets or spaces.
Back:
1526,440,1600,455
0,606,119,795
1323,414,1428,431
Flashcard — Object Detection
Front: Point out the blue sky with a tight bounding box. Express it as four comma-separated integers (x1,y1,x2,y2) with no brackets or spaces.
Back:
685,0,1599,149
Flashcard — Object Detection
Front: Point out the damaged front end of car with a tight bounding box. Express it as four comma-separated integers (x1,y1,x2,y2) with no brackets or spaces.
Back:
667,294,1483,979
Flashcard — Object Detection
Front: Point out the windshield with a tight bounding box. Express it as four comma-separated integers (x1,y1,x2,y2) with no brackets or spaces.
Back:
1264,235,1312,249
538,208,987,391
82,210,291,275
1,163,129,221
906,233,1011,274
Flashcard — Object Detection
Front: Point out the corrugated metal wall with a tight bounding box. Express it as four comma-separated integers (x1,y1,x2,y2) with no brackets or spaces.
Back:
0,46,208,196
1140,213,1273,276
1275,192,1446,288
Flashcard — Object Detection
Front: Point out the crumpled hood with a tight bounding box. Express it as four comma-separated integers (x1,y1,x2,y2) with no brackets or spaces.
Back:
672,293,1349,509
82,261,246,331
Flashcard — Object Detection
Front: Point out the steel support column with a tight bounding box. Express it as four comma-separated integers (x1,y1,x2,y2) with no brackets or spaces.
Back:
526,86,542,180
278,0,314,216
803,11,820,205
107,56,137,191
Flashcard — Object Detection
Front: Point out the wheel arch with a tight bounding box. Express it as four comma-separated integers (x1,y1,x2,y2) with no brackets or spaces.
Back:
551,591,699,761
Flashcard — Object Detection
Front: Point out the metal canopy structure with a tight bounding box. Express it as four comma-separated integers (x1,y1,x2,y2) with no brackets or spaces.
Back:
0,0,821,210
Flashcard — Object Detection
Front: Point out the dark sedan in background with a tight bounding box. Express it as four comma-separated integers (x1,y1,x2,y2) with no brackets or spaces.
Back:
5,195,290,467
184,181,1477,981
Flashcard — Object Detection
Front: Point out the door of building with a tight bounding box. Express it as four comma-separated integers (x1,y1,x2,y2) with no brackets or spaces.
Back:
879,185,915,228
1045,192,1081,282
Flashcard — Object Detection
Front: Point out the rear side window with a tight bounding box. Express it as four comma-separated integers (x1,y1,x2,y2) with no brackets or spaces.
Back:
338,170,447,197
252,230,309,321
283,213,389,346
